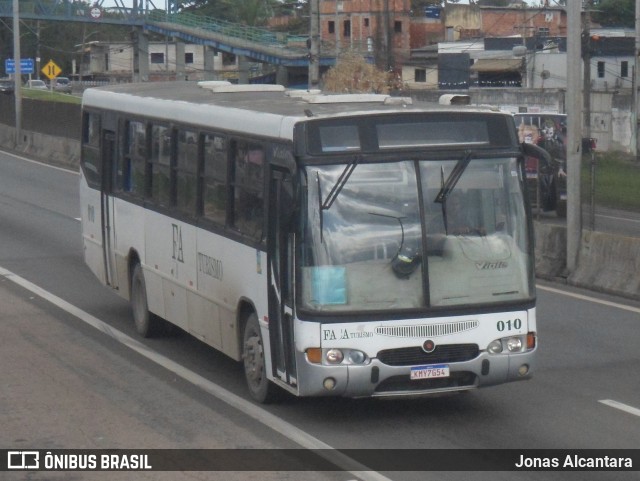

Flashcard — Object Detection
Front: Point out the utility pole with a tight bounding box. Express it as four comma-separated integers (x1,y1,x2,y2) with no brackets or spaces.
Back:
634,0,640,159
383,0,392,70
12,0,22,147
566,1,583,273
308,0,320,90
583,1,591,141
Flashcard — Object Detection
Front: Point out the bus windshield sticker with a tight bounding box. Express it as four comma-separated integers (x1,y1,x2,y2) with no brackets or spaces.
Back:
311,266,347,305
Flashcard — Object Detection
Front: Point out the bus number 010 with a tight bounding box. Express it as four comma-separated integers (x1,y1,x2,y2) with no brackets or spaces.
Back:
497,318,522,332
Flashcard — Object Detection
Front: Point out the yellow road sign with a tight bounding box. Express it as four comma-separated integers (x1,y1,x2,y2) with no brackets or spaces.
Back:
42,60,62,80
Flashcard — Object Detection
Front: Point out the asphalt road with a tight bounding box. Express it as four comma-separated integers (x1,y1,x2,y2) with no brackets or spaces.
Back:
1,150,639,481
534,205,640,239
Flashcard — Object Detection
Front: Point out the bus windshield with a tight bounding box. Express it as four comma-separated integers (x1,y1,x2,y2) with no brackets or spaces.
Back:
299,157,533,314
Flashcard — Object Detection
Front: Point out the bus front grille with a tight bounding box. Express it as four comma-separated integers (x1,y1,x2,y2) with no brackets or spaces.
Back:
377,344,479,366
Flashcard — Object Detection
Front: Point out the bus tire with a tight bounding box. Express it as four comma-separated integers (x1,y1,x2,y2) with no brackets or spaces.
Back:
242,313,279,403
130,263,162,338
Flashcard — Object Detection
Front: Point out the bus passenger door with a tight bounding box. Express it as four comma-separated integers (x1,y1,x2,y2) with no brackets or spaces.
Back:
267,169,297,389
101,130,118,289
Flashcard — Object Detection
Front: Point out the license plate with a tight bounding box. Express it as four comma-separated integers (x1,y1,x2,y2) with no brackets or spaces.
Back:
410,364,450,380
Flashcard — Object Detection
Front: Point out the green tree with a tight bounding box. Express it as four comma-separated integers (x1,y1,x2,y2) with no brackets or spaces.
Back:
592,0,634,28
178,0,235,20
0,0,134,77
270,1,309,34
228,0,270,26
179,0,281,26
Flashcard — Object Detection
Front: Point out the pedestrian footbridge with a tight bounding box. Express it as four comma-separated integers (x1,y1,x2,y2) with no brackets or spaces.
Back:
0,0,332,68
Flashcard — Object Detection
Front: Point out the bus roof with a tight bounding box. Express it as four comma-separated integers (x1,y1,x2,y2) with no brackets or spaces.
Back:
82,82,508,141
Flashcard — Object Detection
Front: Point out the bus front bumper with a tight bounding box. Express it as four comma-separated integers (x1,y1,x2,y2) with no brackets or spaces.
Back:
294,350,535,399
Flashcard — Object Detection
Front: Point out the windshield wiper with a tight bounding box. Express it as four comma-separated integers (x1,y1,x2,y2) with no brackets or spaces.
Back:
434,150,473,204
317,157,359,243
434,151,473,235
321,157,359,211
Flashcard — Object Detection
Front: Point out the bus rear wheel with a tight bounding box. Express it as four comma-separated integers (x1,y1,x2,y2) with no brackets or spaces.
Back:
130,264,162,338
242,313,279,403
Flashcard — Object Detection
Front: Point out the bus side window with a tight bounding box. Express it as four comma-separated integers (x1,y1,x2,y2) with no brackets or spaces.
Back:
84,112,100,147
231,139,264,240
175,129,198,216
119,120,146,197
81,112,101,188
149,124,172,207
202,133,228,226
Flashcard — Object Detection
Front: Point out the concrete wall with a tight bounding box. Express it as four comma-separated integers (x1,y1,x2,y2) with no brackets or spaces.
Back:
410,87,565,113
534,222,640,301
0,125,80,170
571,230,640,299
409,88,639,153
0,94,81,139
0,95,80,169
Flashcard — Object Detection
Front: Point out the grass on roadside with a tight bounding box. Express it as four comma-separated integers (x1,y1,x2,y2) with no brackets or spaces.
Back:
582,151,640,211
21,88,81,105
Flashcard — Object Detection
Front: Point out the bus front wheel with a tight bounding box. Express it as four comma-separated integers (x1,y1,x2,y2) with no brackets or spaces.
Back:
242,313,279,403
130,264,162,338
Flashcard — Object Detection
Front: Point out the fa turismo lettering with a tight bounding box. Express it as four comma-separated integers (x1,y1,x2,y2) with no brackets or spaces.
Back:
197,252,223,280
515,454,632,469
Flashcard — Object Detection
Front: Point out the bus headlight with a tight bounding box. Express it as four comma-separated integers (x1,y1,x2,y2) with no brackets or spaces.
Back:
487,340,503,354
487,335,531,355
306,348,369,365
506,337,523,352
348,350,366,364
326,349,344,364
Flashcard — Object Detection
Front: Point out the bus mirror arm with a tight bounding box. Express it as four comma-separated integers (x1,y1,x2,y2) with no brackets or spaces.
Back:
316,172,324,243
521,142,551,165
281,178,297,231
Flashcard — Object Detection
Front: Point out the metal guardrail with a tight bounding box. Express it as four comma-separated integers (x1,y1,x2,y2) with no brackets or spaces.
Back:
0,2,360,66
146,11,375,65
147,10,311,50
0,1,316,64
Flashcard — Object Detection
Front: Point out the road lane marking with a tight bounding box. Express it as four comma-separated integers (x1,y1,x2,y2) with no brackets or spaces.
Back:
599,400,640,418
537,284,640,314
0,265,389,481
595,213,640,224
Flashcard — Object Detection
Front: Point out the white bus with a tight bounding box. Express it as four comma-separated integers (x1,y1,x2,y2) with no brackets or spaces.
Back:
80,82,545,402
